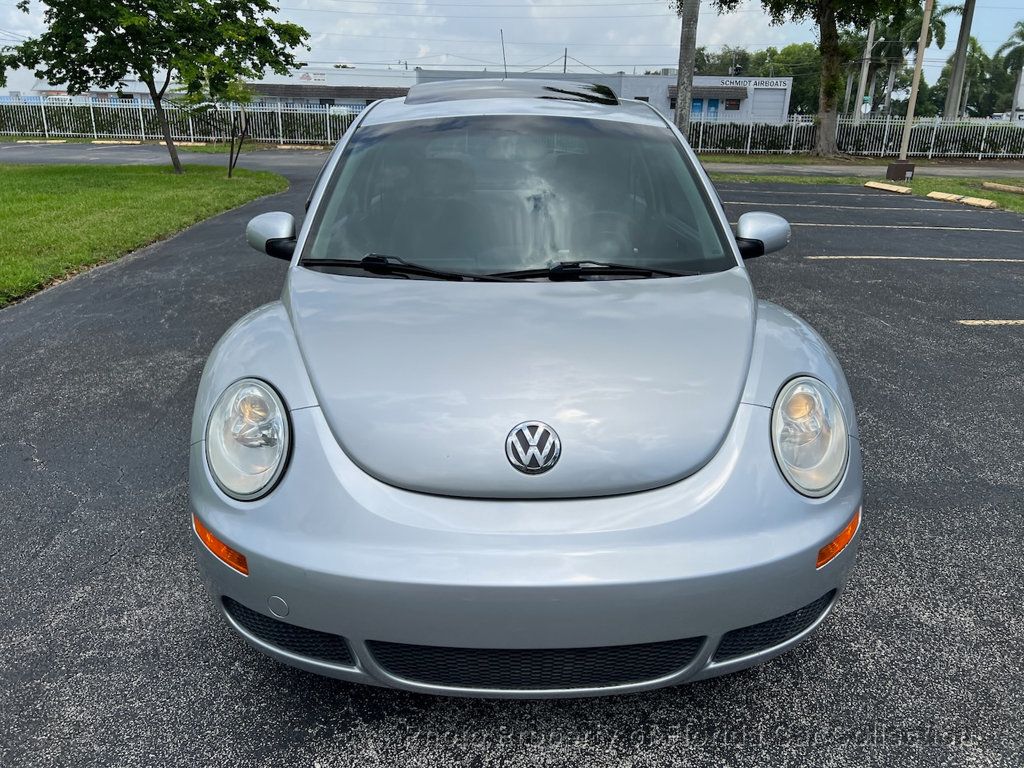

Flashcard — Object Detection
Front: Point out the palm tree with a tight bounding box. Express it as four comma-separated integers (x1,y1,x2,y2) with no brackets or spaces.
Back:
997,20,1024,119
878,4,954,115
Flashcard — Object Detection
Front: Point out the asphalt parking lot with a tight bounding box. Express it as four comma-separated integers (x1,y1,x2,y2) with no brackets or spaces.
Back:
1,144,1022,767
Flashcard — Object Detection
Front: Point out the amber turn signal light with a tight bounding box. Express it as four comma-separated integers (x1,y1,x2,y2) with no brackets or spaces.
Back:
193,514,249,575
817,508,861,569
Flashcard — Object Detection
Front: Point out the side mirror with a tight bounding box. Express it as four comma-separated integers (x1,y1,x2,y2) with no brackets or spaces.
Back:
735,212,791,259
246,212,297,261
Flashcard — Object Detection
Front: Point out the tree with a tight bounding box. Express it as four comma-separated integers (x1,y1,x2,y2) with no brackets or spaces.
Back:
747,43,822,114
694,45,756,76
672,0,701,137
712,0,906,155
876,3,953,115
0,0,307,174
179,77,255,178
997,20,1024,118
1000,20,1024,70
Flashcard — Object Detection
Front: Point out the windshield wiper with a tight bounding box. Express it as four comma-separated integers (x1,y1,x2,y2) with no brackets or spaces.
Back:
490,260,700,281
301,254,509,282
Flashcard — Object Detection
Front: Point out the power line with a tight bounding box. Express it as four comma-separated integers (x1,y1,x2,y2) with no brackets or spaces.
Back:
567,54,606,74
276,5,675,18
522,54,564,73
289,0,673,6
296,27,1013,48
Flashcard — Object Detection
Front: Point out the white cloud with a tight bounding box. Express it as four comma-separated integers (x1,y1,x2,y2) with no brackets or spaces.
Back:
278,0,819,74
6,0,1003,84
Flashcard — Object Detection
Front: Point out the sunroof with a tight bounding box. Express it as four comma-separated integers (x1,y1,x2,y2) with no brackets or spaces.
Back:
405,79,619,106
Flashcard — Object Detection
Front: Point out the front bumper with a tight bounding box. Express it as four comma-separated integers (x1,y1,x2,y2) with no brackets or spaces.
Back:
189,403,862,698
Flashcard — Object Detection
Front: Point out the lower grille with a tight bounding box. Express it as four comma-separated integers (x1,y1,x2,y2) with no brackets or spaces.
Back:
367,636,703,690
222,597,354,667
713,590,836,662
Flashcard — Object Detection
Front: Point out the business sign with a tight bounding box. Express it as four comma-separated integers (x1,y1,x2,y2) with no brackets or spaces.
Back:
719,78,789,89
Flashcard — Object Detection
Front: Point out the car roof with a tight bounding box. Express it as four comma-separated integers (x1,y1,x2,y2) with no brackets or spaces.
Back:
360,78,670,129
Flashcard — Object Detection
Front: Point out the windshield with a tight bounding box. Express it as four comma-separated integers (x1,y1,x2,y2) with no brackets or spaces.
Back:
303,115,736,277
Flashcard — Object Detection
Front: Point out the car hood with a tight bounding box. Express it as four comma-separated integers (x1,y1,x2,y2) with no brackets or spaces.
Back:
286,266,756,499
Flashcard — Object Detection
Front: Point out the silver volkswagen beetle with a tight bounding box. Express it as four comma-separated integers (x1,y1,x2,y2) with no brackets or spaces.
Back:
189,79,862,698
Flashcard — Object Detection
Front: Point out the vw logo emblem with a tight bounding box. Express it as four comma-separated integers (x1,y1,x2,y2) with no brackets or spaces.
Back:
506,421,561,475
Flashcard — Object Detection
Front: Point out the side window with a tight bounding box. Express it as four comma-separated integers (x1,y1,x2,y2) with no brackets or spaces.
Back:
305,150,339,211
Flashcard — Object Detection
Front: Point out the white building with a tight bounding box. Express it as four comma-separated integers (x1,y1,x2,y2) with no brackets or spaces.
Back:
252,66,416,107
2,64,793,122
412,70,793,123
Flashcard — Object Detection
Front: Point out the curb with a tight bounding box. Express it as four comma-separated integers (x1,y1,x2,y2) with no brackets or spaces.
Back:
864,181,911,194
981,181,1024,195
925,191,999,209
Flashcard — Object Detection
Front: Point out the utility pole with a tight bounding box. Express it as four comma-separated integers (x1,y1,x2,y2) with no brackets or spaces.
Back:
944,0,976,120
500,29,508,79
673,0,700,137
959,80,971,118
897,0,934,163
853,21,875,125
563,48,567,74
882,60,898,115
1014,66,1024,122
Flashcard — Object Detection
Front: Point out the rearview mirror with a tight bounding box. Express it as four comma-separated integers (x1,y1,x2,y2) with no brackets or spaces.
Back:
735,212,791,259
246,212,297,261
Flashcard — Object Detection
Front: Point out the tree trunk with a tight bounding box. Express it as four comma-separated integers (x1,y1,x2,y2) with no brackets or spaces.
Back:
882,60,898,115
228,108,249,178
227,114,237,180
944,0,976,120
673,0,700,138
145,79,182,174
815,3,842,156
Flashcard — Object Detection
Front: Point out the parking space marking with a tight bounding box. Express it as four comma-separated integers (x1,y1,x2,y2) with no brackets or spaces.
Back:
956,319,1024,326
723,201,965,212
807,255,1023,263
791,222,1023,233
715,188,947,200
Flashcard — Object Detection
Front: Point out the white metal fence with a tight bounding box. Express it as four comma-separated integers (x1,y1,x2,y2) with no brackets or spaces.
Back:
0,100,366,145
3,100,1024,158
692,115,1024,158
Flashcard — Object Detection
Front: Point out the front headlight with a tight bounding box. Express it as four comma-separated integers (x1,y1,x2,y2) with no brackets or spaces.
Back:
205,378,290,500
771,376,849,497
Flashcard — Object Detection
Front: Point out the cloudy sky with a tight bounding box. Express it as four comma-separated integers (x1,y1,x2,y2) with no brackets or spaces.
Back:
1,0,1021,85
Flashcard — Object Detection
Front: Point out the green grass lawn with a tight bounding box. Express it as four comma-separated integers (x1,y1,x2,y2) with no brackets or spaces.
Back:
0,135,290,152
699,153,885,166
0,135,95,144
0,164,288,306
697,152,1024,169
709,172,1024,214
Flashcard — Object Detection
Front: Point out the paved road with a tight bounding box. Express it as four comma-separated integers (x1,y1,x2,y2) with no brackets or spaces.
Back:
4,140,1024,179
0,140,326,172
2,148,1023,767
705,160,1024,178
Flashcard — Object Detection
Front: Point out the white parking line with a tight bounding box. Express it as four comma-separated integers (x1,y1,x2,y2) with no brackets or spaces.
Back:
792,222,1023,233
807,256,1023,263
956,320,1024,326
723,201,965,212
715,188,946,200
